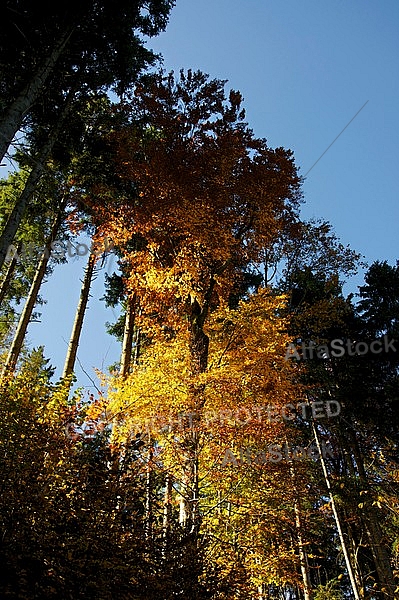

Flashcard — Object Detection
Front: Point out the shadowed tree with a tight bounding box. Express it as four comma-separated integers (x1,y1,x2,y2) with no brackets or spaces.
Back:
0,0,175,163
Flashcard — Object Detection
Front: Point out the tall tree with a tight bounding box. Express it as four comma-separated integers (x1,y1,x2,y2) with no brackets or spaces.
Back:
2,202,66,375
0,90,76,269
83,69,313,595
284,262,399,598
0,167,70,351
120,293,137,377
0,0,175,163
62,251,97,383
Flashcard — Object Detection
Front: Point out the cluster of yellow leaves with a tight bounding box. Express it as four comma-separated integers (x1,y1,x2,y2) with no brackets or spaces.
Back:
75,71,313,593
105,287,313,591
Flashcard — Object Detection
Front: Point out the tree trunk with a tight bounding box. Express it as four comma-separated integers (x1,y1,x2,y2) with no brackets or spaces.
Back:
311,417,361,600
2,207,65,375
133,322,142,365
345,427,396,598
145,447,154,543
0,28,74,164
178,288,216,539
188,296,210,377
120,293,136,377
289,461,313,600
0,92,75,270
163,473,173,542
62,251,96,381
294,501,312,600
0,241,22,306
340,438,366,597
345,521,366,598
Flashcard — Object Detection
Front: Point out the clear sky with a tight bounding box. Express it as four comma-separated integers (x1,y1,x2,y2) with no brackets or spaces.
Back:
16,0,399,389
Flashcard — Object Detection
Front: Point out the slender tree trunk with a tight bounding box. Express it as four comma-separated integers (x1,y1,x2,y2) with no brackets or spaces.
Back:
145,447,154,542
340,440,366,597
0,28,74,164
161,473,173,562
344,428,396,598
345,522,366,598
163,474,173,538
0,241,22,306
62,251,96,381
311,418,361,600
294,500,312,600
289,461,312,600
133,323,142,364
120,293,136,377
0,92,75,270
2,207,65,375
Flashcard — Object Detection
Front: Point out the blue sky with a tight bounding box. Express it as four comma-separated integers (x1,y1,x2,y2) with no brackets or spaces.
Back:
13,0,399,388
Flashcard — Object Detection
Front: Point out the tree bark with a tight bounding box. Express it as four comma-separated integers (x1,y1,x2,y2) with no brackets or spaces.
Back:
163,473,173,540
345,427,396,598
178,287,215,537
132,321,142,365
2,207,65,375
340,438,367,597
0,28,74,164
120,293,136,377
145,447,154,543
62,251,96,381
345,520,366,598
0,241,22,306
311,417,361,600
294,501,312,600
188,296,210,376
289,461,313,600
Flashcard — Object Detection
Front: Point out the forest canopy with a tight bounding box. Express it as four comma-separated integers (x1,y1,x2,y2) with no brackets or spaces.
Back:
0,3,398,599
